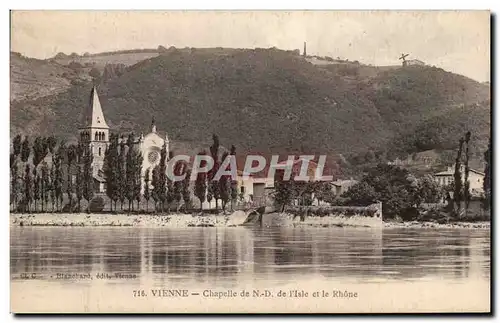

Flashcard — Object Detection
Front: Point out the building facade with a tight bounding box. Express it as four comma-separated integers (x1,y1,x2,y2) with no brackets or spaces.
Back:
434,165,485,197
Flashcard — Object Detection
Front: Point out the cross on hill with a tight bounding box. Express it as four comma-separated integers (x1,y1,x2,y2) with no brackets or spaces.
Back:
399,53,409,62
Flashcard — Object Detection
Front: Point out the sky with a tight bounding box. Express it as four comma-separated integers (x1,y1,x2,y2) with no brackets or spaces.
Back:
10,10,490,82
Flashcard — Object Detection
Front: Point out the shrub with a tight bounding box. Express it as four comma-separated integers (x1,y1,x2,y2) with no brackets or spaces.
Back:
89,196,105,212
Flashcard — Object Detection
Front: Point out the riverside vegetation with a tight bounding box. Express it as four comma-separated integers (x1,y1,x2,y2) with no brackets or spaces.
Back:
10,129,491,226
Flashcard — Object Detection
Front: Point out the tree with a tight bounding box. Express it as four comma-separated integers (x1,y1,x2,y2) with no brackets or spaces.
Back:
273,169,295,212
24,164,32,212
144,168,151,212
53,149,64,212
75,165,83,212
21,136,30,163
463,131,471,215
229,145,238,211
10,154,19,212
117,138,127,211
134,152,144,212
49,167,56,212
483,138,491,210
173,160,184,212
104,133,119,212
151,166,161,212
33,168,40,212
219,151,231,212
89,67,101,80
12,134,22,157
194,151,208,211
342,164,420,220
46,136,57,154
453,137,465,215
66,144,78,212
208,134,220,210
182,169,192,212
158,144,168,213
41,165,50,212
33,136,48,167
126,134,140,212
82,150,94,213
415,175,442,206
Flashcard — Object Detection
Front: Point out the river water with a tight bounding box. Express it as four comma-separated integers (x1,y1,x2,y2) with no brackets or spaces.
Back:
10,226,491,313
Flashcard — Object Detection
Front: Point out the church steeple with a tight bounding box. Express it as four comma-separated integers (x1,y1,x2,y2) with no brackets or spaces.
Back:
151,116,157,133
85,86,109,129
79,86,110,176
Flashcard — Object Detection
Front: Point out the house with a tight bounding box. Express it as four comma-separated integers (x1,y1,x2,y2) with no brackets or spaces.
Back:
403,59,425,66
434,165,485,197
331,179,358,197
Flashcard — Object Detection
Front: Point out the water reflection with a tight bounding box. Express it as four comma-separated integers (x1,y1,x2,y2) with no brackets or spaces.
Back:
10,227,490,286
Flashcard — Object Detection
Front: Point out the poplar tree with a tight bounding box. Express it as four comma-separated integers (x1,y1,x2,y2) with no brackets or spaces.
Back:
33,136,48,167
483,138,491,210
21,137,30,163
75,165,83,212
219,151,231,212
126,134,137,212
464,131,471,215
229,145,238,211
10,153,19,212
12,134,22,157
53,149,64,212
151,166,160,212
144,168,151,212
182,169,192,212
50,167,56,212
165,152,175,213
104,133,119,212
118,137,127,211
24,164,32,213
208,134,220,210
82,150,94,213
41,165,50,212
194,150,208,211
134,156,143,212
33,169,40,212
46,136,57,154
172,160,184,212
453,137,465,216
66,144,77,212
158,143,167,213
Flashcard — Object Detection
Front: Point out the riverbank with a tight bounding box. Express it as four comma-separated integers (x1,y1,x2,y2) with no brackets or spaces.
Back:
10,213,490,229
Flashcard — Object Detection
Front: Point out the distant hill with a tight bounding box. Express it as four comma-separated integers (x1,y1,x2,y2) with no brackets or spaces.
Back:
10,52,91,102
10,47,491,169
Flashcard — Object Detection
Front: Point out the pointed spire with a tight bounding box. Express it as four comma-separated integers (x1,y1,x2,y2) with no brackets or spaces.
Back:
151,116,157,133
85,86,109,129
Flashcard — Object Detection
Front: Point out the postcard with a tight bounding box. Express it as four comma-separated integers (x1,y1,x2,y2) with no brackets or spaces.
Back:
10,10,491,313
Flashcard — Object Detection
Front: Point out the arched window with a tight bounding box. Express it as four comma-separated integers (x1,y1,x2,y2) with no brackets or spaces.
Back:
98,147,102,156
102,132,106,141
95,132,98,141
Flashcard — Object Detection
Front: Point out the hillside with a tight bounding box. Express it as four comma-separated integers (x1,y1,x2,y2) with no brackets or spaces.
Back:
10,52,91,102
10,48,491,167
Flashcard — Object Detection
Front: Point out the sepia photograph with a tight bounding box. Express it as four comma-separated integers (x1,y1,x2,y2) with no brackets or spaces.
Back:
9,10,491,313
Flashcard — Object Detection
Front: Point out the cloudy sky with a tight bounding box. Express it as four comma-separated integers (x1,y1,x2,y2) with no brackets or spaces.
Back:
11,10,490,82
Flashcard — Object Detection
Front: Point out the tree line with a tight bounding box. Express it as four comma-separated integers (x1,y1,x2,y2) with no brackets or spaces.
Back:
10,134,95,213
10,132,241,214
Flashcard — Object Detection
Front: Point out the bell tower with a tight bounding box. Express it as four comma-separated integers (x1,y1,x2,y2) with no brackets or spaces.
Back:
79,86,110,175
